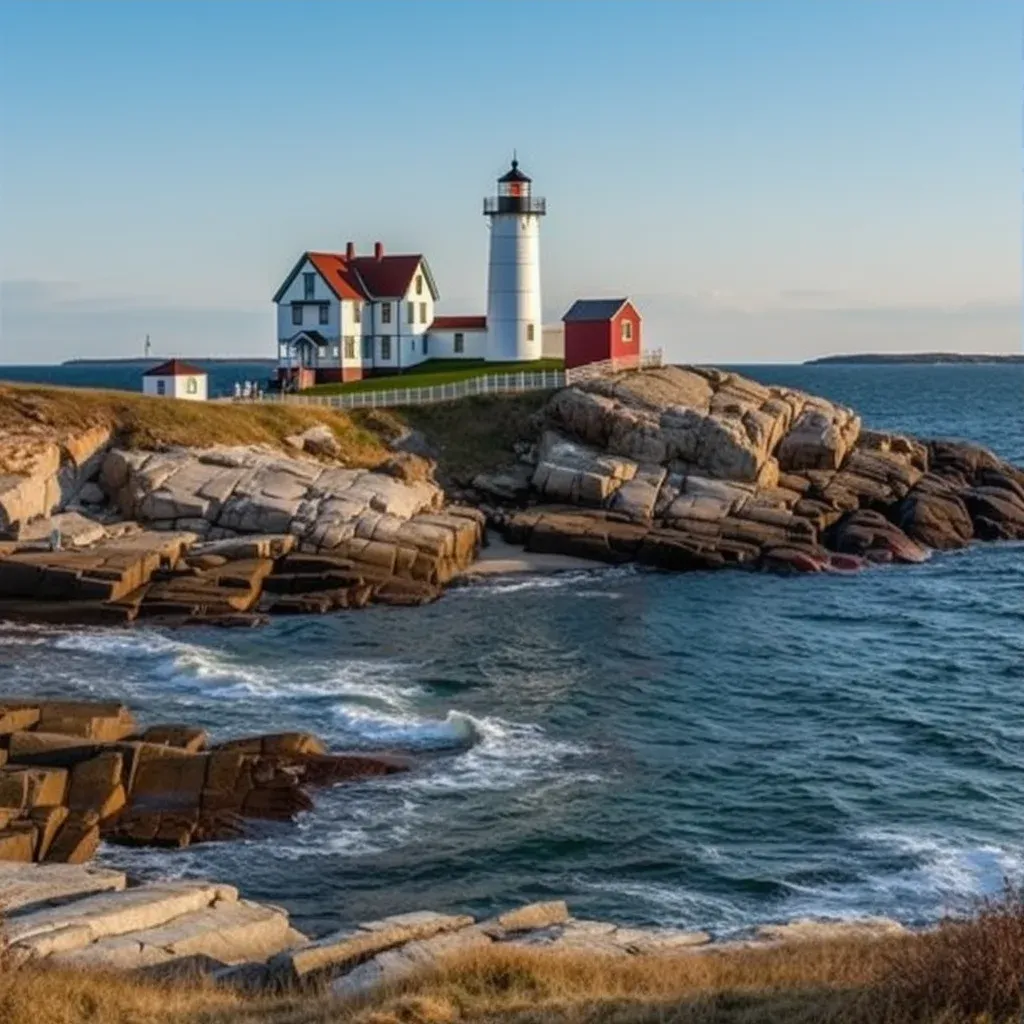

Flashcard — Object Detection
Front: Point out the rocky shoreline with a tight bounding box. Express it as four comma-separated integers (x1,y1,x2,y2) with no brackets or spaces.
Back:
0,862,908,998
0,693,913,996
2,366,1023,630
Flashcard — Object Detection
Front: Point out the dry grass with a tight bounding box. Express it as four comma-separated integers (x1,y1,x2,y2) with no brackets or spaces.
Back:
6,890,1024,1024
353,392,550,485
0,381,547,484
0,382,389,467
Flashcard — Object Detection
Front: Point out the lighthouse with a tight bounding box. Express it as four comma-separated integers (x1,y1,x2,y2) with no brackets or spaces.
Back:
483,158,545,361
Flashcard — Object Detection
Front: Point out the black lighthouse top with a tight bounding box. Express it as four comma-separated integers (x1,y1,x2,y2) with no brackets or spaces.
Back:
484,157,546,217
498,158,532,184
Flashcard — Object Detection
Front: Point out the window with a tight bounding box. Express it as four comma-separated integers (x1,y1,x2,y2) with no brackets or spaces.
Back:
422,336,429,356
407,302,415,324
318,303,329,325
381,337,392,360
156,379,166,396
344,336,356,359
362,336,373,359
621,319,633,342
410,339,416,353
454,332,464,354
186,378,197,395
415,274,423,296
331,346,340,359
380,302,392,324
292,304,303,326
353,303,362,324
527,323,535,341
303,272,315,300
419,302,427,324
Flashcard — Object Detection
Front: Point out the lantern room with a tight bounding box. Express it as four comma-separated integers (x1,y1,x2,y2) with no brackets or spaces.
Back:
484,158,546,216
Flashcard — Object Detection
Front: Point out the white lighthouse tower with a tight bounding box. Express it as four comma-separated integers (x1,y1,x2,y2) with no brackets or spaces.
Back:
483,157,545,361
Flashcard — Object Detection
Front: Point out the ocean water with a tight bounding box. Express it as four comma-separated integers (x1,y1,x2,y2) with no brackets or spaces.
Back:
0,362,275,399
0,363,1022,938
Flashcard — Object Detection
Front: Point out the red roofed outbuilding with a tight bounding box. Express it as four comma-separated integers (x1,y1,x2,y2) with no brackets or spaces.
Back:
562,298,642,371
142,359,208,401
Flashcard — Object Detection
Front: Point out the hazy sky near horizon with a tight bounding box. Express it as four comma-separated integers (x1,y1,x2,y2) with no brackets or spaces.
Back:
1,0,1020,364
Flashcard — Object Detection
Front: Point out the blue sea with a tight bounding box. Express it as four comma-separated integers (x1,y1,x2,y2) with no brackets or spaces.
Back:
1,362,1022,937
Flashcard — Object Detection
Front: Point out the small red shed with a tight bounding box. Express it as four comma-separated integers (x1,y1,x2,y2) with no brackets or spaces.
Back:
562,298,642,371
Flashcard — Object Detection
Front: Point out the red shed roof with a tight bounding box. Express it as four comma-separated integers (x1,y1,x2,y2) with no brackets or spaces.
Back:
430,315,487,330
562,298,636,323
143,359,206,377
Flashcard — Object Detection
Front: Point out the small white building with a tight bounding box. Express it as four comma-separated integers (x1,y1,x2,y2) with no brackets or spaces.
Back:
142,359,208,401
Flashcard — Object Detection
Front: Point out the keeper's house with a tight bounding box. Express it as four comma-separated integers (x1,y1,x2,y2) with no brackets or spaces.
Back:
273,243,443,388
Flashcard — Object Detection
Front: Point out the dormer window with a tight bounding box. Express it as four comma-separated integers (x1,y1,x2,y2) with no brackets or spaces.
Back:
303,272,315,300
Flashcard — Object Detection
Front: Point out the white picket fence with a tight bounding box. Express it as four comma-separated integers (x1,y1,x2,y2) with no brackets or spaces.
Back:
252,349,663,411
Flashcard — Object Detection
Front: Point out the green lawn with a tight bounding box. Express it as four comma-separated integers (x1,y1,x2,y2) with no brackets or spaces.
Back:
305,358,564,395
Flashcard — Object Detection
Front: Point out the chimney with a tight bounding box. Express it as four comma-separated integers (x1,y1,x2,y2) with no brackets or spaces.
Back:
373,241,384,261
345,241,355,260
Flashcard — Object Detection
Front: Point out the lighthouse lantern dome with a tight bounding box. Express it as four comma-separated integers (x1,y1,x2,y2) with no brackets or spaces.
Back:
498,159,532,198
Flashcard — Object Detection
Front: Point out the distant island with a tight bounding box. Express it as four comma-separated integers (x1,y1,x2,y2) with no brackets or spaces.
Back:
806,353,1024,365
62,357,275,366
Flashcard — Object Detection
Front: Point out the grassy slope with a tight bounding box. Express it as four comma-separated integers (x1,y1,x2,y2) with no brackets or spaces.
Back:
0,382,390,468
4,891,1024,1024
306,359,563,395
352,391,550,485
0,380,547,487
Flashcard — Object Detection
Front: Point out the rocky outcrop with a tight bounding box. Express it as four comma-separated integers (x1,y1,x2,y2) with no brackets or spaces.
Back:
475,367,1024,575
0,426,113,535
0,699,408,864
0,865,908,992
0,440,485,624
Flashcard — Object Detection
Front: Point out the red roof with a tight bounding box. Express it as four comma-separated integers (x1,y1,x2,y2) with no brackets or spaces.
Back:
350,254,425,299
143,359,206,377
430,315,487,330
306,253,367,301
275,250,439,303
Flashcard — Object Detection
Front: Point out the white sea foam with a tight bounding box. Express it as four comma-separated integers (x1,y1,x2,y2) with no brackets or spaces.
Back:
579,879,749,932
454,566,638,598
384,713,598,794
856,827,1023,903
332,706,479,750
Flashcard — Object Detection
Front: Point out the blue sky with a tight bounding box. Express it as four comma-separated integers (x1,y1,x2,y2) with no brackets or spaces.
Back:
0,0,1020,364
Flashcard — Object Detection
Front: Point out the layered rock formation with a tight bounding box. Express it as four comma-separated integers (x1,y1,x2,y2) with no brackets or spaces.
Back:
0,698,407,863
474,367,1024,572
0,432,483,624
2,367,1022,625
0,870,906,996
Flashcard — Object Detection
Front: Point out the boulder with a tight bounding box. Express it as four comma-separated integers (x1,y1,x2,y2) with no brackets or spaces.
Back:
45,811,101,864
52,898,303,969
139,724,208,753
485,900,570,937
893,480,974,550
332,926,492,998
776,407,860,472
0,862,126,913
829,510,930,564
0,825,37,862
271,911,475,984
755,917,905,944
